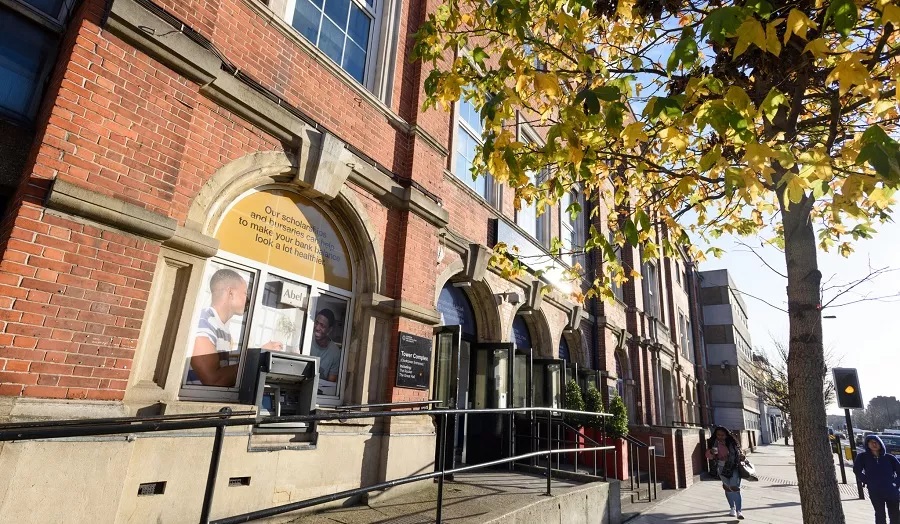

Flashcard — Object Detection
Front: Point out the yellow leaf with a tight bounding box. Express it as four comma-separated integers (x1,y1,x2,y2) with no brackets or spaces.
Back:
803,38,829,59
784,9,817,43
744,142,775,170
516,74,530,95
883,4,900,26
568,144,584,165
533,73,560,98
734,18,766,58
622,122,648,148
660,126,689,153
766,20,782,56
786,175,807,204
725,86,752,113
826,58,869,96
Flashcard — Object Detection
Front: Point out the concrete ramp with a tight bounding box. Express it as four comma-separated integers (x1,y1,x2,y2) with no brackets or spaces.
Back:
288,471,620,524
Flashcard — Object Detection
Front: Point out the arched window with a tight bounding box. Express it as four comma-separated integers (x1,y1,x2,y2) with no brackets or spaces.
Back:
180,189,354,403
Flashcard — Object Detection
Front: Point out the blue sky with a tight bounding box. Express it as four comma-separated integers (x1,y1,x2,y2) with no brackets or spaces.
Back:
698,219,900,415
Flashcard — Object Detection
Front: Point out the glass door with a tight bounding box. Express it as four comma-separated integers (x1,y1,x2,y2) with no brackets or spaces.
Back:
432,326,461,473
465,343,513,464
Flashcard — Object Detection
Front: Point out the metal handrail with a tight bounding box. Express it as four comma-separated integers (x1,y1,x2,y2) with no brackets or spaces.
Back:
322,400,442,411
623,433,647,447
0,409,258,431
0,405,615,523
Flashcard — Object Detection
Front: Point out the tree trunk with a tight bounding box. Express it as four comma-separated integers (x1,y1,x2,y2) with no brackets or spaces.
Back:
781,202,845,523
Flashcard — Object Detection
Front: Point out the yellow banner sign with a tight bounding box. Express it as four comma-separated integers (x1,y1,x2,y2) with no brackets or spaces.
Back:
216,190,353,290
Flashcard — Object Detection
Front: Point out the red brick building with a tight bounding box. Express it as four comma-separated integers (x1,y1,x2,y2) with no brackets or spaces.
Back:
0,0,708,519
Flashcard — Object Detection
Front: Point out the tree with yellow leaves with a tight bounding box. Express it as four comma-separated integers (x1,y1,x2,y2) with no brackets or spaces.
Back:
415,0,900,520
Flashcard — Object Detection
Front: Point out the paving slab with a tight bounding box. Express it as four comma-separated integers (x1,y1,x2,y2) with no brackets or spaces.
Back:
628,443,875,524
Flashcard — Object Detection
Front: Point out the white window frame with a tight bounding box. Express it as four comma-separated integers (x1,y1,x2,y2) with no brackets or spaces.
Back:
517,122,549,244
179,251,354,406
643,261,660,319
451,96,499,206
281,0,385,91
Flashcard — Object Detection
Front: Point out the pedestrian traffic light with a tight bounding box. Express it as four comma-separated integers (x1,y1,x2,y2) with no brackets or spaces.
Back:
833,368,864,410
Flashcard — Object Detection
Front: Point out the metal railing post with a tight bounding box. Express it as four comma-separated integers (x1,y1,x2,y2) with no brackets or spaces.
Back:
836,435,847,484
435,412,447,524
200,408,230,524
545,409,552,496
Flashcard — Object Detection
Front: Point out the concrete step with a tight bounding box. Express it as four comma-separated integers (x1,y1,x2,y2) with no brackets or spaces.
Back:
285,470,621,524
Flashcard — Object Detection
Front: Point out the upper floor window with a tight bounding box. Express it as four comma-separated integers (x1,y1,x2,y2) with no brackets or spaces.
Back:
609,231,624,301
0,0,76,122
560,191,585,266
453,97,499,205
284,0,379,84
518,127,549,244
642,261,660,319
679,310,693,362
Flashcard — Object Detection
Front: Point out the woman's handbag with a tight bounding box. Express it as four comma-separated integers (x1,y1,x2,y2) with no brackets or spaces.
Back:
738,459,759,481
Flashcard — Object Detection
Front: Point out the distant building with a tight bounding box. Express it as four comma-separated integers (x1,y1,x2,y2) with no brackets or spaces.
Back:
751,353,783,444
698,269,762,446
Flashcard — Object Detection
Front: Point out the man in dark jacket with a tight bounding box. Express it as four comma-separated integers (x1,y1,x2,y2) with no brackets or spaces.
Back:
854,434,900,524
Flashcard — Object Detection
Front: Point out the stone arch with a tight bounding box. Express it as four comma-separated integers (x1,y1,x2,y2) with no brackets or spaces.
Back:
186,151,382,294
435,269,502,343
560,329,588,367
512,306,553,358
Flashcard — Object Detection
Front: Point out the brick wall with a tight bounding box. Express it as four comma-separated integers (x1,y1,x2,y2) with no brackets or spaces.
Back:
0,0,448,401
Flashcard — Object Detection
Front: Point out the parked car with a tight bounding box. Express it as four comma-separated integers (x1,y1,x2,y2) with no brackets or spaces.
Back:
878,434,900,456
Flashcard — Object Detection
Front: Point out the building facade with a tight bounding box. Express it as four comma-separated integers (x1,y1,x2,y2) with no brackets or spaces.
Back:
698,269,761,445
0,0,707,520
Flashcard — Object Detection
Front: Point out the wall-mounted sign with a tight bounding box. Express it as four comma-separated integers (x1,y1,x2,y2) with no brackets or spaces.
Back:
279,281,309,309
216,189,353,290
395,332,432,390
649,436,666,457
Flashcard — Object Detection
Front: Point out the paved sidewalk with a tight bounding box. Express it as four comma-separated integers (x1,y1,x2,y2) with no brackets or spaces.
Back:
628,443,875,524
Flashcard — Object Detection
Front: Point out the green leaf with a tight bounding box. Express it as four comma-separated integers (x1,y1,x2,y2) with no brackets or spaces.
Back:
760,88,787,122
623,219,639,246
856,125,900,183
746,0,773,19
471,47,489,66
701,6,746,44
636,209,651,231
645,96,683,122
595,86,622,101
667,28,699,73
577,89,601,115
576,86,621,116
605,101,626,132
826,0,858,38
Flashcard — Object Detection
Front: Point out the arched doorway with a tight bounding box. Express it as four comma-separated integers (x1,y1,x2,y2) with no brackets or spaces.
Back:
434,280,515,466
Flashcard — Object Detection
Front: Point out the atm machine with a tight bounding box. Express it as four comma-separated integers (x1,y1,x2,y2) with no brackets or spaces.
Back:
239,348,319,439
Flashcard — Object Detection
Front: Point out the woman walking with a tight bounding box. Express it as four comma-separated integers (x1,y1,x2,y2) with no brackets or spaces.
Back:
853,434,900,524
705,426,746,519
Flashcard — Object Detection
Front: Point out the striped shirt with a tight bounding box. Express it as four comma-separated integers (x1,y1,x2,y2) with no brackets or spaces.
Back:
186,307,241,385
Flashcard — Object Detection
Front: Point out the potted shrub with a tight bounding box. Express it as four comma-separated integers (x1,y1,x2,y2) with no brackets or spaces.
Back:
602,395,630,480
562,379,586,464
581,383,605,467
